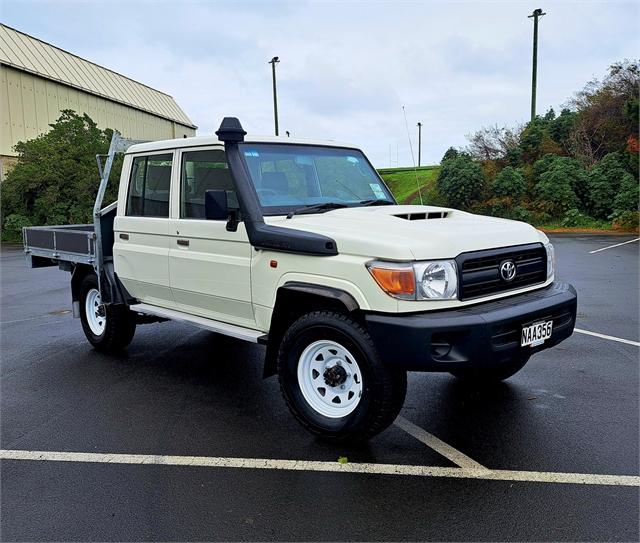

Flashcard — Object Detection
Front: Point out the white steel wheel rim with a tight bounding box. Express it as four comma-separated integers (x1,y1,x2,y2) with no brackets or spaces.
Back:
85,288,106,336
297,339,364,418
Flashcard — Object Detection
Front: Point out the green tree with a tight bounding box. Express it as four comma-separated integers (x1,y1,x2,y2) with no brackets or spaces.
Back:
436,155,485,210
505,146,524,167
1,110,119,240
531,153,558,183
549,108,578,152
535,160,582,217
612,172,639,214
518,117,547,162
586,152,630,219
441,147,459,163
491,166,527,199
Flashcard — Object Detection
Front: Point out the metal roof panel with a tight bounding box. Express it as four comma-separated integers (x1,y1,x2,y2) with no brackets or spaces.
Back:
0,24,196,128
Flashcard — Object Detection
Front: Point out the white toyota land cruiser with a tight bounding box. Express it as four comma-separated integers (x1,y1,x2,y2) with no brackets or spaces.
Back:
24,117,577,442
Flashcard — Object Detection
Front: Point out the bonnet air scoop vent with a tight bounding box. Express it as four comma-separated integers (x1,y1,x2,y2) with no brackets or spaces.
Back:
394,211,449,220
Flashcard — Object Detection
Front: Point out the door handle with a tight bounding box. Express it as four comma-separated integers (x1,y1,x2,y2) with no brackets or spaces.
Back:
177,239,189,247
119,233,129,240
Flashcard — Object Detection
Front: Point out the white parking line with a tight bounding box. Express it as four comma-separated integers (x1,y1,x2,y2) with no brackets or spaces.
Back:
1,449,638,487
574,328,640,347
589,237,639,254
394,416,488,470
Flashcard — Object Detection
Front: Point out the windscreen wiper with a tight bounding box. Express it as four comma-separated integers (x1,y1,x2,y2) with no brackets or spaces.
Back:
359,199,396,206
286,202,349,219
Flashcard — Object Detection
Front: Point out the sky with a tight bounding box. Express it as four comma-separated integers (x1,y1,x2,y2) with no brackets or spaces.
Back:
2,0,638,167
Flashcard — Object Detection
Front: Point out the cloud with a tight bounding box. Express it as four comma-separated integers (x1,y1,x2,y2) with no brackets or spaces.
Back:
3,0,639,167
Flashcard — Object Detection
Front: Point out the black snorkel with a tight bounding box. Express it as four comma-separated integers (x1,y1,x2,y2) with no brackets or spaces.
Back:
216,117,338,256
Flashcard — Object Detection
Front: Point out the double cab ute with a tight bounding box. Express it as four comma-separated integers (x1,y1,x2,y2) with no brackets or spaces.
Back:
23,117,578,441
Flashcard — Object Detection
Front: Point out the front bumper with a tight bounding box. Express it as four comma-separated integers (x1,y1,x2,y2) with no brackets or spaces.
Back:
364,282,577,371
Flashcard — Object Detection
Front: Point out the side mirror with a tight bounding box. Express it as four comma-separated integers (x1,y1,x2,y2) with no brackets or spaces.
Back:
205,189,228,220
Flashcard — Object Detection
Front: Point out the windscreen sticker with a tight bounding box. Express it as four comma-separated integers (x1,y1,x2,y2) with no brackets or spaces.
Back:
369,183,387,199
244,150,260,157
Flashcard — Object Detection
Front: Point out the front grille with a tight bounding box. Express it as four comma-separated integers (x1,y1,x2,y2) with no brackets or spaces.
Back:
490,307,574,349
457,243,547,300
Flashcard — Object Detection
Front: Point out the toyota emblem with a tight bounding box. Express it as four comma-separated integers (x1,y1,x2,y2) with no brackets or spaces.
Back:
500,260,516,282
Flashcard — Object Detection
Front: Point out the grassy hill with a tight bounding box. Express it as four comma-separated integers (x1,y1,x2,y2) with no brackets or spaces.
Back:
377,166,443,205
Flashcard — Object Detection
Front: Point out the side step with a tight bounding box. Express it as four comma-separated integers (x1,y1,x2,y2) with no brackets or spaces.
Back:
132,303,268,344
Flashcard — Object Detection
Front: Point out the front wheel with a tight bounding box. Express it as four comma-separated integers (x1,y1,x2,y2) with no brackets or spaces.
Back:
449,356,529,384
79,273,136,352
277,311,406,442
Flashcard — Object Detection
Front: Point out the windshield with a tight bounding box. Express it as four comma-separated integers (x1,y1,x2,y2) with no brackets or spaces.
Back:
239,143,395,213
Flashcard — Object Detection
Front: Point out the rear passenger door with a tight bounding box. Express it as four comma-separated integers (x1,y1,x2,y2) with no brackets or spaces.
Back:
168,147,254,328
113,151,176,308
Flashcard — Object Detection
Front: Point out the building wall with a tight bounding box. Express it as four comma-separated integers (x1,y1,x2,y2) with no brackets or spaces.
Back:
0,64,196,174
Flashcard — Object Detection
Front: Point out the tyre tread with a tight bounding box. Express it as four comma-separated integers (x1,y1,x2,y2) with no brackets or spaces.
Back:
79,274,136,352
277,310,406,442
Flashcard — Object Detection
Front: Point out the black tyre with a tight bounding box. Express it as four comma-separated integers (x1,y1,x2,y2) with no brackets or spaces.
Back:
449,356,529,383
79,273,136,352
277,310,407,442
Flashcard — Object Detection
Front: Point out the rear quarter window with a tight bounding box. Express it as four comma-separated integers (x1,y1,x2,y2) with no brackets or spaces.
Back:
126,153,173,217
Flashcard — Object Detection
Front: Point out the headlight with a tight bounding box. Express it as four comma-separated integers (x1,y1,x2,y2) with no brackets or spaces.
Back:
415,261,458,300
367,260,458,300
545,242,555,279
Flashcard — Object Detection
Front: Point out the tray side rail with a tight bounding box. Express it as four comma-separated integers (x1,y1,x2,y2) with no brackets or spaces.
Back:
23,224,96,268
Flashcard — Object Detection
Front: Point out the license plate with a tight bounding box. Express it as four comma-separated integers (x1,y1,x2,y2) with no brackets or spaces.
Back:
521,320,553,347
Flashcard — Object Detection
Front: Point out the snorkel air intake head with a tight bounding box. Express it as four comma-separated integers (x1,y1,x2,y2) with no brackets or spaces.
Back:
215,117,246,143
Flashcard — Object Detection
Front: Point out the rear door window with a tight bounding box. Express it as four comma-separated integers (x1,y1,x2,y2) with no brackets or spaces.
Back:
126,153,173,217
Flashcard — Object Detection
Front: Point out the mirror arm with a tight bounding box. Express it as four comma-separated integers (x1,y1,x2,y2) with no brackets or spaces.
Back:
226,209,239,232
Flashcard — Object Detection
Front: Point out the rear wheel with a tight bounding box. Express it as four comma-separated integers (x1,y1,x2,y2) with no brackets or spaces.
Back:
79,273,136,352
277,311,406,442
449,356,529,383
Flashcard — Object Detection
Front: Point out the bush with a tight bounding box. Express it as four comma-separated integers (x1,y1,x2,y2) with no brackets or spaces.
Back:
441,147,459,163
505,147,523,167
532,153,558,184
533,156,589,215
472,197,534,223
1,214,32,242
612,173,639,214
535,166,580,217
1,110,118,231
561,209,593,228
519,117,546,161
549,108,578,150
491,166,527,199
611,210,639,230
511,206,533,223
586,152,630,219
436,155,485,210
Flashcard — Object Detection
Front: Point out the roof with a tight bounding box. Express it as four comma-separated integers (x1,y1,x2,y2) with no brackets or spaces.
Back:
0,24,196,128
126,135,359,154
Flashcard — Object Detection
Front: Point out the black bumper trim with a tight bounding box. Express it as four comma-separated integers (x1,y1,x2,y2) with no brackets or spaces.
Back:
364,282,577,371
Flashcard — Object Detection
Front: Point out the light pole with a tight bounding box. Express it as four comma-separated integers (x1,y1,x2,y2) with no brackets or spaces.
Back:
417,122,423,167
528,8,546,121
268,56,280,136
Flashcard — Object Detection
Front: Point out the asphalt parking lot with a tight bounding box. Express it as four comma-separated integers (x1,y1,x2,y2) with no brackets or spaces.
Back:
1,234,638,541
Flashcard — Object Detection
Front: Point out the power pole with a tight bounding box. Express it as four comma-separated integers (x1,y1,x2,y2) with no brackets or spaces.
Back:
268,56,280,136
417,122,423,167
528,8,546,121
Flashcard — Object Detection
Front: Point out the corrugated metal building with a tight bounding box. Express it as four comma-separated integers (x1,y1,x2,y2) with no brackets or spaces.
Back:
0,24,197,178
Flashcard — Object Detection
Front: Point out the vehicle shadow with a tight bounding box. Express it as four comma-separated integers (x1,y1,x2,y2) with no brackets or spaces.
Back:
405,370,561,469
